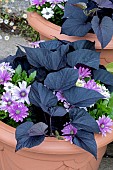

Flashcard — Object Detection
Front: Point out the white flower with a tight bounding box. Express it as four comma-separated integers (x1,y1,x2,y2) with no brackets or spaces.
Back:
4,19,9,24
12,81,31,104
41,7,54,19
0,62,15,75
11,30,14,32
76,79,85,87
0,35,2,40
0,18,3,23
4,35,9,41
97,84,110,99
9,21,14,26
4,82,15,92
22,14,27,19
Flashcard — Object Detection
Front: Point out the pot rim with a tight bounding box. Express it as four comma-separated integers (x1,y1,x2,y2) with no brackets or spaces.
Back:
27,12,113,50
0,121,113,155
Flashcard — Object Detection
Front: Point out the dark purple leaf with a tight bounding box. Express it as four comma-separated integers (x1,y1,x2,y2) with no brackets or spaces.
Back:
44,68,79,91
63,86,105,107
67,49,100,69
91,16,113,48
15,122,46,151
73,130,97,158
70,108,100,133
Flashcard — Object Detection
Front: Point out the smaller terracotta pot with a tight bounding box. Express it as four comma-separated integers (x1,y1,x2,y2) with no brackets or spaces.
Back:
27,12,113,66
0,121,113,170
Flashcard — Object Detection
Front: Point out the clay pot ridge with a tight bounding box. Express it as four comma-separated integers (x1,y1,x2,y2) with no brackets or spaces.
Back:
0,121,113,155
27,12,113,50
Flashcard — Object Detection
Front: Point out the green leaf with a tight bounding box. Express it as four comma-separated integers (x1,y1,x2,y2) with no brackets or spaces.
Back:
15,65,22,75
28,71,36,83
21,71,27,80
106,62,113,73
108,93,113,108
0,111,8,120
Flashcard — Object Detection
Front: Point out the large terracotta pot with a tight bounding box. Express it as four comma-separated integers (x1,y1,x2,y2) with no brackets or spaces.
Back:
0,121,113,170
27,12,113,66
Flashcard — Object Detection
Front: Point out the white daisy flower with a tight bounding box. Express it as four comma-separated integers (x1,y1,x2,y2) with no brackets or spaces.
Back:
4,19,9,24
11,30,14,32
76,79,85,87
41,7,54,19
4,35,10,41
9,21,14,26
97,84,110,99
4,82,15,92
0,35,2,40
22,14,27,19
12,81,31,104
0,18,3,23
0,62,15,75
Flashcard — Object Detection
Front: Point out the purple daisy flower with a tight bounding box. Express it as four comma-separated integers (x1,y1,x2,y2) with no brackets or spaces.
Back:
55,91,66,102
30,0,46,6
8,102,29,122
78,67,91,79
47,0,65,9
96,115,113,136
0,92,15,111
74,66,91,79
0,70,11,85
61,123,77,144
12,81,31,104
84,79,101,92
29,40,45,48
0,62,15,75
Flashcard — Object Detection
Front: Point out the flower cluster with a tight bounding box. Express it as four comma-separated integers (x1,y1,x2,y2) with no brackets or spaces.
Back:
28,0,67,25
0,62,36,124
55,65,113,139
0,1,39,42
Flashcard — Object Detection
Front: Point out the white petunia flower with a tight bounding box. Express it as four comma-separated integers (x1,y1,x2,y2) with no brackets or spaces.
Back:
41,7,54,19
0,18,3,23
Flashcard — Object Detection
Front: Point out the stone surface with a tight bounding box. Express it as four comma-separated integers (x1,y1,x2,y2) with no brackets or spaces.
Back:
0,33,30,58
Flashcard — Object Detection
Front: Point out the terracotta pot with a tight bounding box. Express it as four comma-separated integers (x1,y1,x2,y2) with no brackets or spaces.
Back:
27,12,113,66
0,121,113,170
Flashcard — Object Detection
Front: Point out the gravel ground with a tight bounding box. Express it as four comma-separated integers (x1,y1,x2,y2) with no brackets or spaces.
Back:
0,33,113,170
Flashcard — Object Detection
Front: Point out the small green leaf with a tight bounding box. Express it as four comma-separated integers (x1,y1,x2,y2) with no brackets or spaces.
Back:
29,71,36,81
0,111,8,120
108,93,113,108
15,65,22,75
106,62,113,73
